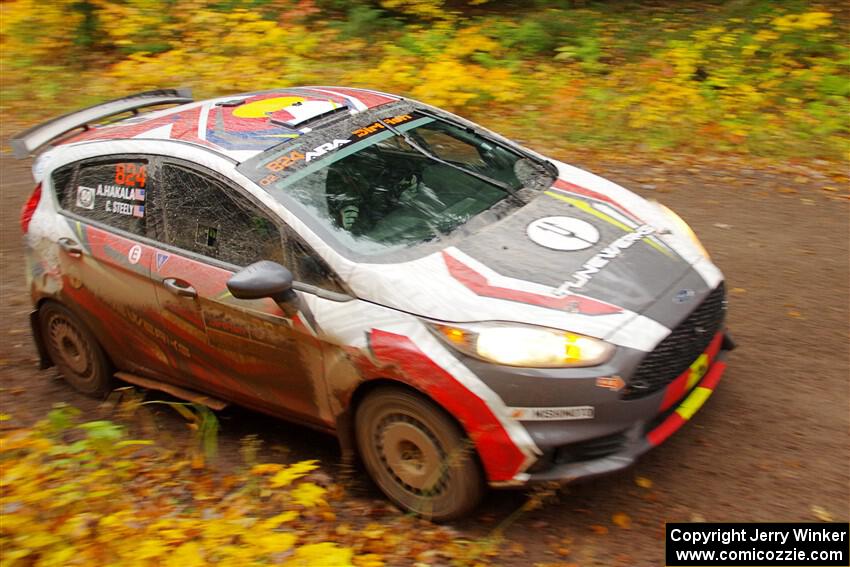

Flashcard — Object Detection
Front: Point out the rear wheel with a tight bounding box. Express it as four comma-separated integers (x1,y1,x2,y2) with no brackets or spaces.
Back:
355,386,485,521
39,302,113,397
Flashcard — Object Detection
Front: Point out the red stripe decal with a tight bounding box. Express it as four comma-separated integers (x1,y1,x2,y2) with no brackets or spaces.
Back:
442,251,622,316
647,351,727,447
646,412,687,447
700,360,726,391
658,332,725,411
659,372,689,412
368,329,526,482
704,332,724,364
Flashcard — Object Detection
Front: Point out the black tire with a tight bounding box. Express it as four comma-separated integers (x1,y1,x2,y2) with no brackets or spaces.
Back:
39,302,113,397
355,386,486,521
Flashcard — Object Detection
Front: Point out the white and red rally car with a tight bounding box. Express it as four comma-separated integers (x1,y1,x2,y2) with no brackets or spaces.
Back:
13,87,734,519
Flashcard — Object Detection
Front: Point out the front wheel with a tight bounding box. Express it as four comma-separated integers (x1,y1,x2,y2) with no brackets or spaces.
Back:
355,386,485,521
39,302,113,397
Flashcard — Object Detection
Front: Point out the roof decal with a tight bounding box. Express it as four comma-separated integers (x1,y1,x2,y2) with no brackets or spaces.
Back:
55,87,398,161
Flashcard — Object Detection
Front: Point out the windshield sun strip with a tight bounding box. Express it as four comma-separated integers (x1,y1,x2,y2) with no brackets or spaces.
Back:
264,116,435,194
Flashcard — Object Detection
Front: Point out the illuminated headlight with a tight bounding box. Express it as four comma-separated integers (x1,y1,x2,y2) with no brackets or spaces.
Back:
655,202,711,259
429,322,614,368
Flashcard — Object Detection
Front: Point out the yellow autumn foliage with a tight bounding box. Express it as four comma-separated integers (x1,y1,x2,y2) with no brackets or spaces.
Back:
0,411,496,566
0,1,847,159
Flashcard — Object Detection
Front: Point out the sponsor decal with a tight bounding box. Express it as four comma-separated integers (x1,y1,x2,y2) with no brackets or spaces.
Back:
114,163,146,188
553,224,656,296
441,249,623,315
261,113,417,174
105,200,144,218
97,184,145,201
383,113,414,126
305,138,351,162
105,296,191,358
155,251,170,271
96,184,145,200
265,150,306,172
674,288,696,304
596,375,626,391
128,244,142,265
546,184,675,258
258,173,279,187
509,406,595,421
352,113,414,139
527,216,600,251
76,185,95,210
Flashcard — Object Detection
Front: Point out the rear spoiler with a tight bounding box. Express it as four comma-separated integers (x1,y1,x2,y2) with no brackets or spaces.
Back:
10,88,193,159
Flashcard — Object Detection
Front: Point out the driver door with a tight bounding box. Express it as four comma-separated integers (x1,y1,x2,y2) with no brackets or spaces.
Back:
149,160,325,422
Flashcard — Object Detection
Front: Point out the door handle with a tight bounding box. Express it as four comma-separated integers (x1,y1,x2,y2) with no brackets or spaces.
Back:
58,237,83,258
162,278,197,298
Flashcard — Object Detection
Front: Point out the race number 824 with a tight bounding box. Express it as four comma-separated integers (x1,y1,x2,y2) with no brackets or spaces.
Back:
115,163,147,187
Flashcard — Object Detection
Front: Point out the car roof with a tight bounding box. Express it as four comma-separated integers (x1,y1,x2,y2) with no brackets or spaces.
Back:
60,86,400,162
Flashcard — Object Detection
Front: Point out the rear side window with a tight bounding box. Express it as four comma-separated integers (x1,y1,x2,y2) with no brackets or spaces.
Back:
51,166,75,202
159,163,286,268
57,159,150,237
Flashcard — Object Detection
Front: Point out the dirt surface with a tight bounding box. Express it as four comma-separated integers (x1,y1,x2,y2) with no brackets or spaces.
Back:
1,153,848,566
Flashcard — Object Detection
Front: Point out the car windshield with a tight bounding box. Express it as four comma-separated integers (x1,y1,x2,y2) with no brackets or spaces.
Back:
237,103,554,258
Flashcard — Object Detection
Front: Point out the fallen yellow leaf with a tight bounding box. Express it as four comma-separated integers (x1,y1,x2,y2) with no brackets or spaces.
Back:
269,460,319,487
811,505,834,522
291,482,327,507
635,476,653,489
251,463,285,475
612,512,632,529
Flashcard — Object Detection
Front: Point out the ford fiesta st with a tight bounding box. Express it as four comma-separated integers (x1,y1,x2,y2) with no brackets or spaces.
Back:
13,87,734,520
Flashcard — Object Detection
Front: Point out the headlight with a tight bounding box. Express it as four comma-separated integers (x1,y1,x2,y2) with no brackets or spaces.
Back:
429,322,614,368
655,202,711,259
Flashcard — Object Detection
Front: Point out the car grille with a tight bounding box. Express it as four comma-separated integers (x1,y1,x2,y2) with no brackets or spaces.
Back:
622,283,726,400
552,432,627,465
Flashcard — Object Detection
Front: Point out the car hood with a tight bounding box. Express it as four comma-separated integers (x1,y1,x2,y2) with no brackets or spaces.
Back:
345,161,722,350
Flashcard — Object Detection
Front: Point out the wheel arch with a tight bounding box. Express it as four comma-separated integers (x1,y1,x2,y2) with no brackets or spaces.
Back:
335,377,484,473
33,297,116,372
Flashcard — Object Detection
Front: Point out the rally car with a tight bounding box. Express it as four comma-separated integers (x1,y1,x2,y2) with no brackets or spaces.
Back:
12,87,734,520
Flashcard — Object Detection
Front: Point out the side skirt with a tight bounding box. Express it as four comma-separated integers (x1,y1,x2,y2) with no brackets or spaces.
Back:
115,371,229,411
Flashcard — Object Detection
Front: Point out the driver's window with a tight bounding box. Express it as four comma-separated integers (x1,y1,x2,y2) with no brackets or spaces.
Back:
159,163,285,267
159,163,345,293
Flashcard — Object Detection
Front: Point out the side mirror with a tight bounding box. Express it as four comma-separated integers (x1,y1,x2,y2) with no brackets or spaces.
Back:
227,261,295,304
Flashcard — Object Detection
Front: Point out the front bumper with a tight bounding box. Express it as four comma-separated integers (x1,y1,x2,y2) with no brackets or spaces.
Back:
521,343,731,484
477,331,734,487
